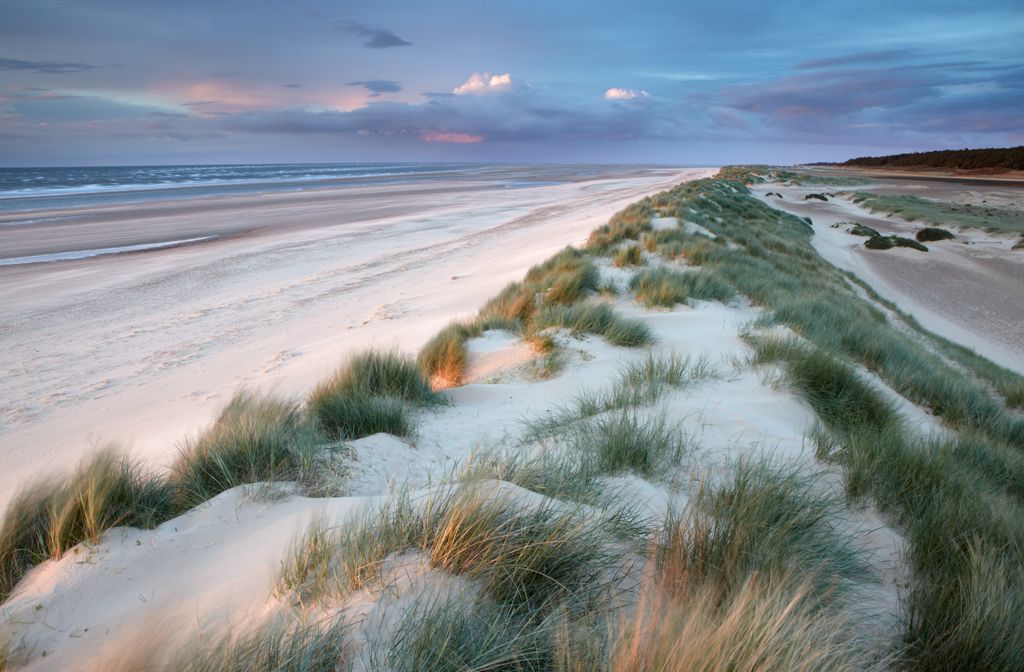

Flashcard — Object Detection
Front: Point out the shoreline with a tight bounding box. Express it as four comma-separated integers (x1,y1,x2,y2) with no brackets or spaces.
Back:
0,163,688,216
0,166,683,260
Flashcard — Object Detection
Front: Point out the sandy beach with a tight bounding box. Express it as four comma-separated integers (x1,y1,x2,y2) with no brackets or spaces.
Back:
0,166,712,512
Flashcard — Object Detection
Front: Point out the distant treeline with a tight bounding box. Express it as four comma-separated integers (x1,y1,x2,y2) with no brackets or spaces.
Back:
838,146,1024,171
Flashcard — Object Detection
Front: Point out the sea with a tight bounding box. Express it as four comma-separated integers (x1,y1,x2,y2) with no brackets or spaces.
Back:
0,163,572,215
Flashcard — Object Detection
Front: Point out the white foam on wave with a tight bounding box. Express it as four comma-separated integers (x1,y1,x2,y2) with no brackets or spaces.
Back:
0,236,215,267
0,165,463,200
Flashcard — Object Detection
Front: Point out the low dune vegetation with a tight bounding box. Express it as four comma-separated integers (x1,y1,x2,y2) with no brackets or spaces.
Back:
532,303,652,347
265,450,879,672
665,169,1024,670
585,200,653,253
611,243,644,268
309,350,441,440
4,168,1024,671
628,266,733,308
840,221,932,251
277,486,626,615
172,393,319,508
0,353,440,607
863,235,928,252
850,191,1024,237
418,246,653,386
718,165,869,187
846,223,880,237
915,226,955,242
0,448,175,603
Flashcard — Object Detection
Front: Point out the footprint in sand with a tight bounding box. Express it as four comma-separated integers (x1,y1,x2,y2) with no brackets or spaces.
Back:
264,350,302,373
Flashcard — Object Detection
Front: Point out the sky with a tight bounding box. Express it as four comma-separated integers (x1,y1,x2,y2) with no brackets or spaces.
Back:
0,0,1021,166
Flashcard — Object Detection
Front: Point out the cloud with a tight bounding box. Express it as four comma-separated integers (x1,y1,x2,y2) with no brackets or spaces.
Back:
11,95,170,122
796,50,917,70
420,131,483,143
604,87,649,100
332,21,411,48
453,72,513,95
282,83,302,89
348,79,402,97
223,72,687,146
713,58,1024,143
0,57,97,74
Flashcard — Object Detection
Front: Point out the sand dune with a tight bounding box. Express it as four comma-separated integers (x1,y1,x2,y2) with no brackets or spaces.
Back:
0,168,711,512
0,240,905,671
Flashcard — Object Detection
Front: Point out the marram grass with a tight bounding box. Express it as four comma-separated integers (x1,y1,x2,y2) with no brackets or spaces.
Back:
0,447,175,602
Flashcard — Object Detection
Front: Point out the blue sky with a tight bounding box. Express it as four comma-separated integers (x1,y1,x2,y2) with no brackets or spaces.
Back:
0,0,1021,166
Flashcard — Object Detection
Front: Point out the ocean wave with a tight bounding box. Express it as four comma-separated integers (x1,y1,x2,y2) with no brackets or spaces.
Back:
0,163,473,200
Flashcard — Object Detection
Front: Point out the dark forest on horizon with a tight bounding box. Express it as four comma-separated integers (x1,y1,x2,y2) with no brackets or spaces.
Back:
832,146,1024,171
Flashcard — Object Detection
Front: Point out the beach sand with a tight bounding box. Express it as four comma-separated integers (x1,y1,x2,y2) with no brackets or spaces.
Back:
0,167,713,512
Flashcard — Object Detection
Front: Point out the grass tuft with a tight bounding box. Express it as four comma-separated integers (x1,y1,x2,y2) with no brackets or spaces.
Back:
165,616,347,672
308,395,412,442
534,303,653,347
524,353,720,443
479,247,599,326
750,337,898,434
308,350,438,439
586,200,653,252
277,487,625,616
628,266,733,308
321,350,439,404
374,594,555,671
612,244,644,268
0,447,174,602
606,573,877,672
417,321,479,388
572,411,689,478
172,393,316,507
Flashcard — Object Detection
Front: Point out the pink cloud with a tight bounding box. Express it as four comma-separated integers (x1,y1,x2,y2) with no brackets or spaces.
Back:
420,130,484,143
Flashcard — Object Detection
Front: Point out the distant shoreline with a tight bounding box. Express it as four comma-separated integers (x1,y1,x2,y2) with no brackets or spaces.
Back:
0,163,688,215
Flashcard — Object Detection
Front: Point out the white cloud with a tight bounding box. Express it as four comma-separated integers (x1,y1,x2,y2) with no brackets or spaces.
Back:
453,71,513,95
604,87,649,100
